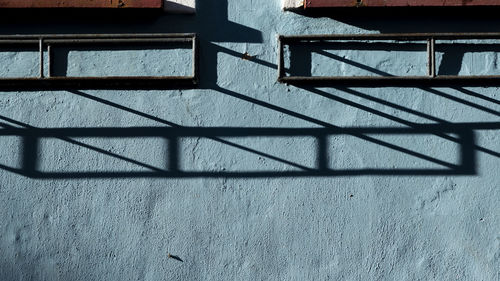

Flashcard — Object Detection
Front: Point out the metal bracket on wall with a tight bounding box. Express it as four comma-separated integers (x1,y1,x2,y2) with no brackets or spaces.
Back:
278,33,500,87
0,33,198,90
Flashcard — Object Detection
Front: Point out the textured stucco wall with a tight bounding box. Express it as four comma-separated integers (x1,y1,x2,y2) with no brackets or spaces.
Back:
0,2,499,280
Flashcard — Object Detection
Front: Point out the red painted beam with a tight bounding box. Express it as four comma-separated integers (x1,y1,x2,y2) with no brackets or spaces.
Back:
305,0,500,8
0,0,162,8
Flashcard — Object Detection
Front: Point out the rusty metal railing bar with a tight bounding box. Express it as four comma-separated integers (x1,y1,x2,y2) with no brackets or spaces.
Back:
279,32,500,42
279,33,500,87
427,38,436,77
0,33,198,90
47,44,52,78
44,38,193,44
0,33,195,40
192,34,197,79
39,38,44,78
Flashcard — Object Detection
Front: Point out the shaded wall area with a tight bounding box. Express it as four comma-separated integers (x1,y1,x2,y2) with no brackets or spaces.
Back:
0,2,499,280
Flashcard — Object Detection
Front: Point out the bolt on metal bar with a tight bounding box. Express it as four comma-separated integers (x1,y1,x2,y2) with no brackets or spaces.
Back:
278,32,500,87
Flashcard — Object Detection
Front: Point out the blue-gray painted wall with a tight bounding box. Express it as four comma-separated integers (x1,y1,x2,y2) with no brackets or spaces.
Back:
0,2,499,280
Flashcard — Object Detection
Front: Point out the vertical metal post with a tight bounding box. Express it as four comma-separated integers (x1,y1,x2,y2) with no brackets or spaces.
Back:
47,44,52,77
39,38,44,78
278,36,285,80
427,37,436,77
192,34,198,83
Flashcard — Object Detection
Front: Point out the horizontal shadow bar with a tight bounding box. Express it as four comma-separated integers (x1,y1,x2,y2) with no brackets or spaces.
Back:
279,76,500,87
0,124,498,136
0,123,495,179
6,169,476,179
0,77,198,90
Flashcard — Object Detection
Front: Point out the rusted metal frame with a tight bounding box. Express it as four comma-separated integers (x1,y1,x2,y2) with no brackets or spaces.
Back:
0,33,195,40
280,32,500,42
0,0,163,9
278,33,500,87
47,44,52,77
0,33,198,90
279,76,500,87
192,34,198,82
44,38,193,44
304,0,500,8
39,38,44,78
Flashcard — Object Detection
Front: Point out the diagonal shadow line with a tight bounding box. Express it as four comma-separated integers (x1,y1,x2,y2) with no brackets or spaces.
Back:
70,90,499,162
321,52,499,116
70,91,179,127
56,136,168,172
333,87,500,158
63,92,491,170
315,54,500,116
0,163,23,175
212,47,497,156
287,43,499,116
453,87,500,106
321,53,500,116
213,44,278,70
314,50,396,77
214,86,458,169
0,116,168,173
285,51,500,156
69,88,459,169
3,124,492,178
69,91,314,171
334,87,449,123
210,137,316,171
422,87,500,117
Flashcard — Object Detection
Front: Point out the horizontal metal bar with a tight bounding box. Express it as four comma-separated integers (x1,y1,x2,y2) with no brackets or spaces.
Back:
279,32,500,42
0,40,40,45
0,33,198,90
44,38,193,44
0,33,196,40
279,76,500,87
0,77,197,90
0,0,163,8
279,33,500,87
305,0,500,8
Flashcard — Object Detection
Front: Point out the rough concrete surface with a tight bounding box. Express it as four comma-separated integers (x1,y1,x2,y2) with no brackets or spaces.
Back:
0,1,499,280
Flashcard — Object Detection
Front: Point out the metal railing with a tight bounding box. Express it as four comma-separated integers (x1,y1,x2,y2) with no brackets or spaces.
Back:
278,33,500,87
0,33,198,90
